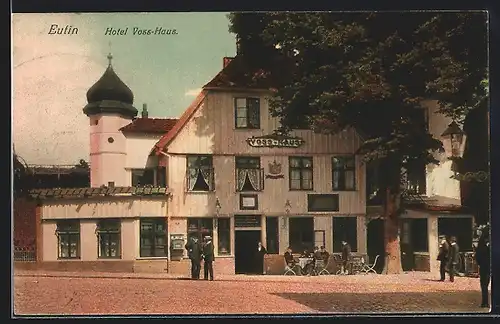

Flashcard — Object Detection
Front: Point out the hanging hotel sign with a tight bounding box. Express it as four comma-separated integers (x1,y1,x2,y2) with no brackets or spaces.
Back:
246,134,305,148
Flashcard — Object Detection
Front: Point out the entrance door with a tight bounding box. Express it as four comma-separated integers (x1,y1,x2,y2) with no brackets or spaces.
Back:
367,219,385,273
234,230,261,274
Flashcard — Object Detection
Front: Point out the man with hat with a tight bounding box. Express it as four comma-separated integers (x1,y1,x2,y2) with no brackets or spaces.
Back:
202,236,215,281
185,236,202,279
437,235,450,281
447,236,460,282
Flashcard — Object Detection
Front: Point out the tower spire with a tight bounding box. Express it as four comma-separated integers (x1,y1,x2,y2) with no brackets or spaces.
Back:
107,41,113,67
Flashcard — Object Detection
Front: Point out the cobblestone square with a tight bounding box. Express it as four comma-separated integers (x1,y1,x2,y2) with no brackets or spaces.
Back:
13,271,490,315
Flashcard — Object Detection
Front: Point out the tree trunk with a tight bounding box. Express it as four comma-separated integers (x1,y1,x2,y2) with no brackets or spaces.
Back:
382,187,403,274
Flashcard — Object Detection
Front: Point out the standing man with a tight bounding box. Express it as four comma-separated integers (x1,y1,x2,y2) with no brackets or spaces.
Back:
341,240,352,275
437,235,450,281
202,236,215,281
447,236,460,282
475,232,490,308
255,242,267,275
185,236,202,279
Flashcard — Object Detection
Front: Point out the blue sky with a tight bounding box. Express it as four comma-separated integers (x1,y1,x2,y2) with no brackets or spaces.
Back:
13,13,236,165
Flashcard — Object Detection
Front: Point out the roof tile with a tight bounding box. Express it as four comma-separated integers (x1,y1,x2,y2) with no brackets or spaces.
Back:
120,118,178,134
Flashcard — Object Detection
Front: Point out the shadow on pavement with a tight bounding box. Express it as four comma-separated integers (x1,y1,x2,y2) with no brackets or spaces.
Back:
273,291,489,314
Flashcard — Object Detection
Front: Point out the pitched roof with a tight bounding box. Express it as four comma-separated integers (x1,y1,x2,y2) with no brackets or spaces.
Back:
120,117,178,134
203,55,278,90
152,91,207,155
29,186,169,200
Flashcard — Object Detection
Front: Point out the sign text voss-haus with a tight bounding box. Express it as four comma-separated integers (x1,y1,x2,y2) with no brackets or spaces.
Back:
246,135,305,148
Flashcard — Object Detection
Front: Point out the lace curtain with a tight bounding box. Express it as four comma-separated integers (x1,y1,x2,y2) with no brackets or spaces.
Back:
188,168,212,190
200,168,212,190
188,168,198,191
237,169,260,191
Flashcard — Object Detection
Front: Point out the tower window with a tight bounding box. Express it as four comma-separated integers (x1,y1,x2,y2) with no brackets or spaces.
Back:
108,137,114,143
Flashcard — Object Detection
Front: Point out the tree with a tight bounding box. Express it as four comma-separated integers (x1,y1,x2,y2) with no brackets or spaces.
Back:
229,12,488,274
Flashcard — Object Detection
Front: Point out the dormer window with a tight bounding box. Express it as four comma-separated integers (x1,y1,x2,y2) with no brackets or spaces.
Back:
234,98,260,129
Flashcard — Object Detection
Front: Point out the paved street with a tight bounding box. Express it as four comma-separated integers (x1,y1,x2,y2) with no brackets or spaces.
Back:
13,271,490,315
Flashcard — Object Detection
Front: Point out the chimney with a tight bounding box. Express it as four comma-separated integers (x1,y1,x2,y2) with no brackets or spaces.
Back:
223,57,234,68
141,103,149,118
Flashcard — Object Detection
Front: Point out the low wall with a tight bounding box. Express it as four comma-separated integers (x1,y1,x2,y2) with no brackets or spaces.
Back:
14,261,135,272
15,257,236,275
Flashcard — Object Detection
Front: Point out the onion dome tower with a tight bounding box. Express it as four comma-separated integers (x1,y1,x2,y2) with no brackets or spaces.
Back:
84,53,136,187
83,53,138,118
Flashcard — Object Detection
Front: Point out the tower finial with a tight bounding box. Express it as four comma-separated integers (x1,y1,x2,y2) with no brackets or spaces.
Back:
107,41,113,66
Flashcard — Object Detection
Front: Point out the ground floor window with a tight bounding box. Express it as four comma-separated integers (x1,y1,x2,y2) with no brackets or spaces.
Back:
410,218,428,252
97,219,121,258
140,218,167,257
56,220,80,259
438,217,473,252
289,217,314,252
333,217,358,252
266,217,279,254
217,218,231,255
188,218,213,243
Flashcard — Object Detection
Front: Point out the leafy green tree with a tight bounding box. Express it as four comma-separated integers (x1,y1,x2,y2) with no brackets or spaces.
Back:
229,12,487,273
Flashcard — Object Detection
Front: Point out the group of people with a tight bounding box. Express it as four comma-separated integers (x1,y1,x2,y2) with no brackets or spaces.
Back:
284,245,331,275
437,235,460,282
437,233,491,308
185,235,215,280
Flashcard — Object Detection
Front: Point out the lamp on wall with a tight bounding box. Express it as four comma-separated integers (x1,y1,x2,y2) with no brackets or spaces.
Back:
283,199,291,229
441,121,467,159
215,197,221,229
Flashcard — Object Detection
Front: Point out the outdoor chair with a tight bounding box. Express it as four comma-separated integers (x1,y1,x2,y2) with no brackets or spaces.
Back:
361,255,380,274
313,258,330,275
284,263,298,275
332,254,349,275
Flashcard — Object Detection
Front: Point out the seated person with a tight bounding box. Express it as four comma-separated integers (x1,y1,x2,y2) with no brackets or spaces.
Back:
311,246,324,275
300,248,315,276
320,246,330,262
313,246,323,262
284,246,297,270
300,249,311,258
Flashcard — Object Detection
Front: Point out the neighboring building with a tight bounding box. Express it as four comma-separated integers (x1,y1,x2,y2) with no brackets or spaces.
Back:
366,100,475,274
152,56,367,274
23,54,178,272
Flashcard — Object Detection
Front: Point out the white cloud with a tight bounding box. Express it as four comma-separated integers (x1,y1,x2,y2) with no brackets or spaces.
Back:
184,88,202,97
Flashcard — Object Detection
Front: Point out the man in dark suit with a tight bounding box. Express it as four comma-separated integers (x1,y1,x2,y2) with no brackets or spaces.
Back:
185,236,202,279
202,236,215,281
475,232,490,307
447,236,460,282
255,242,267,275
341,240,352,275
437,235,450,281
